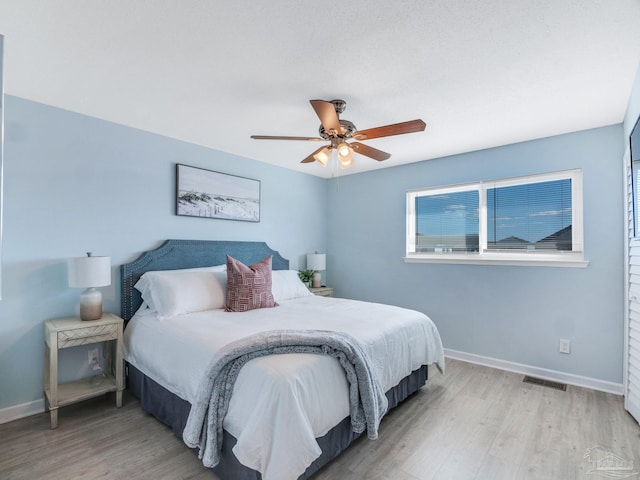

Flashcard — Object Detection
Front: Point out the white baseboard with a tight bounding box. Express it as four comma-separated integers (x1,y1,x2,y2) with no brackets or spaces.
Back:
0,398,45,425
444,348,624,395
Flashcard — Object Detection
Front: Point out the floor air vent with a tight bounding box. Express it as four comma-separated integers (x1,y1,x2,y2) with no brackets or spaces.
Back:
523,376,567,391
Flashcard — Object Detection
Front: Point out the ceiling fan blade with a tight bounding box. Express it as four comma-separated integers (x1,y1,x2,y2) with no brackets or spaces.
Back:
310,100,341,136
251,135,323,141
353,119,426,141
301,145,330,163
350,142,391,161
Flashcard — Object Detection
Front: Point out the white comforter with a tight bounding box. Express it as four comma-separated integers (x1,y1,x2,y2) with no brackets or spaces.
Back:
123,295,444,480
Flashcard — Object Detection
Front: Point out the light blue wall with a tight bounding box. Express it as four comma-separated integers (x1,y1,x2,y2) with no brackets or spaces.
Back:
327,125,624,384
0,95,327,410
0,91,630,414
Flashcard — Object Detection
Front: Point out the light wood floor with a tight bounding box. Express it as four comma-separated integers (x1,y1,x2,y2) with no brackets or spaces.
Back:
2,359,639,480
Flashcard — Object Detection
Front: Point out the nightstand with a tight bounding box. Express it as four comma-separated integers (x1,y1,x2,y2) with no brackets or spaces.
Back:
44,313,124,428
309,286,333,297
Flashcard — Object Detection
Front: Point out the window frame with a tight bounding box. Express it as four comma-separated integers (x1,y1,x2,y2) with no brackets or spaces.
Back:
630,114,640,238
0,35,4,298
405,169,588,267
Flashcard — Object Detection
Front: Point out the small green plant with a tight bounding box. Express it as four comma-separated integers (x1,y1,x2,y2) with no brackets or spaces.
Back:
298,269,314,284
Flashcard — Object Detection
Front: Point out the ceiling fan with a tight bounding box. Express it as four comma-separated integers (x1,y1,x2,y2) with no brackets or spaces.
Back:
250,99,426,169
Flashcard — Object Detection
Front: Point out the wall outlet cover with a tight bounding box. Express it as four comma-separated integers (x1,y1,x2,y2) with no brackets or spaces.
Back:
559,339,571,354
88,348,100,365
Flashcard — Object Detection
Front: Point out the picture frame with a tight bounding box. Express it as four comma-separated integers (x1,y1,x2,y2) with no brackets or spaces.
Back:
176,164,260,222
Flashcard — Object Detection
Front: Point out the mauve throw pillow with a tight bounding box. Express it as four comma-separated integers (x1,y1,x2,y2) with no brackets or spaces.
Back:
225,255,278,312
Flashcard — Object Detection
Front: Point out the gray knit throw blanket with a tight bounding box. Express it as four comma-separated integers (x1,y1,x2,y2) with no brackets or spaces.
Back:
182,329,389,468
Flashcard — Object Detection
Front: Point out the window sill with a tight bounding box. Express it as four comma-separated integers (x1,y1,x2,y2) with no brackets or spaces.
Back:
403,254,589,268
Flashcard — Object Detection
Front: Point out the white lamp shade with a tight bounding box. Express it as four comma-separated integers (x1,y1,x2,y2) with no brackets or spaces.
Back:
337,143,354,167
68,255,111,288
313,146,331,166
307,253,326,271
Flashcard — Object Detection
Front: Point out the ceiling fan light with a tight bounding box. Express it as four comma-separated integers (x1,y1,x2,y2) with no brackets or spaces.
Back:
337,142,352,157
337,142,354,168
313,146,331,166
339,157,354,169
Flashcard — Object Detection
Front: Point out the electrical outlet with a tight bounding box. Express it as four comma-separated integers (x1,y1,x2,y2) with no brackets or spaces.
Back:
559,339,571,354
88,348,99,366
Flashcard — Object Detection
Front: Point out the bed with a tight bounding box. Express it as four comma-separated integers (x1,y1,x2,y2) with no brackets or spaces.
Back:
121,239,444,480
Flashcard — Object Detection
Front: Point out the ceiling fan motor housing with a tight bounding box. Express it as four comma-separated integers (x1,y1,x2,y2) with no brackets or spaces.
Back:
317,99,354,140
330,99,346,114
319,119,357,140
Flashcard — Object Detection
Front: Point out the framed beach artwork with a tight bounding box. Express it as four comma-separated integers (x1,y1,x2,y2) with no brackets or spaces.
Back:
176,164,260,222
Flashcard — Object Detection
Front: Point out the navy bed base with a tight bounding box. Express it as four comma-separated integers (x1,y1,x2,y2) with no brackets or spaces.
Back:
127,363,428,480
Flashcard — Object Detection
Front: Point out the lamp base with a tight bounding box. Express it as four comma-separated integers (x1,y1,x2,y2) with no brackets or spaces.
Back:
79,287,103,321
312,271,322,288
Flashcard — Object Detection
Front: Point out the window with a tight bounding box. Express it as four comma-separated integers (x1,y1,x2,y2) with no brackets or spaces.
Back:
405,169,587,267
633,164,640,237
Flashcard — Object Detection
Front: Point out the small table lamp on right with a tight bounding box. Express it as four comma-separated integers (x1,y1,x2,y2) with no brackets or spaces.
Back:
306,253,326,288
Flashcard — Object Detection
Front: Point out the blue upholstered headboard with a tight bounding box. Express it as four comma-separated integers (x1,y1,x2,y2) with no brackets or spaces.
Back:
120,239,289,321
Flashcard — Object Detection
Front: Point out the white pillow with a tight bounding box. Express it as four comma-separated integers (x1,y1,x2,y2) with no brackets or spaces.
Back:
135,264,225,304
134,266,227,319
271,270,313,302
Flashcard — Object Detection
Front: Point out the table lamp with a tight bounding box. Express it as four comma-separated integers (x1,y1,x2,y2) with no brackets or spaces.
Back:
306,253,326,288
68,252,111,321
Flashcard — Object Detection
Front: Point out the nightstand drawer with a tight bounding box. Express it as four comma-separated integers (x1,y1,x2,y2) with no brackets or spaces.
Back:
57,323,119,348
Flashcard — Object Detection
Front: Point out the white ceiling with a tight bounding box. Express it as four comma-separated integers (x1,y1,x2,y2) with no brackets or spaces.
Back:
1,1,640,178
